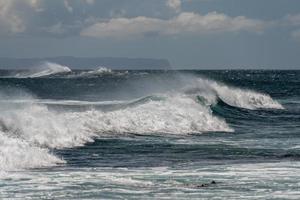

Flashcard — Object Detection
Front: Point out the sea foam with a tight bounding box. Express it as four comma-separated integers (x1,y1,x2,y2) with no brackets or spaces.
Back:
0,131,64,171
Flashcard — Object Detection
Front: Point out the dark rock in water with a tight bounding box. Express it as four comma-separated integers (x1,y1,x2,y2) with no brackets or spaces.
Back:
197,184,209,188
194,181,217,188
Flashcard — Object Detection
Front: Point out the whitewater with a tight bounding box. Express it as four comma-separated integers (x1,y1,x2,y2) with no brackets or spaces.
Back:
0,65,299,199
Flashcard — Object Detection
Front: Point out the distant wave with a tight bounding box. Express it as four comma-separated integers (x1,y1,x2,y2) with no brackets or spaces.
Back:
70,67,128,78
14,62,71,78
84,67,113,75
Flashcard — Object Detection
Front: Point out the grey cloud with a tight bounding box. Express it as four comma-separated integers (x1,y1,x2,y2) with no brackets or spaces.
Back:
166,0,181,13
282,14,300,41
63,0,73,13
0,0,102,36
291,29,300,41
80,12,265,38
0,0,298,42
0,0,38,33
284,14,300,26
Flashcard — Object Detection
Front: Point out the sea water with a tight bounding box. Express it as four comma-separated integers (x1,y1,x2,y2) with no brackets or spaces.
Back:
0,64,299,199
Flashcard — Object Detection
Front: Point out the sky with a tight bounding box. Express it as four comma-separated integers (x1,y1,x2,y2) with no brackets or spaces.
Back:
0,0,300,69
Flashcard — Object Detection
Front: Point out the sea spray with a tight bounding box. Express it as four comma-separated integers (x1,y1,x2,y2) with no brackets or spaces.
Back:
14,62,71,78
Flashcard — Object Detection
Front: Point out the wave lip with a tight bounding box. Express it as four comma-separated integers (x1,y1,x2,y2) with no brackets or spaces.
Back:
213,83,284,110
190,78,284,110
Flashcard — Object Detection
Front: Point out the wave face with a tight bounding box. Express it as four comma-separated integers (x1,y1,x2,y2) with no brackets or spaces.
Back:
14,62,71,78
0,71,285,171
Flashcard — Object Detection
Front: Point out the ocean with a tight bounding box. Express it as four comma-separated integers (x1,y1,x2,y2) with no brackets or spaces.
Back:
0,63,299,199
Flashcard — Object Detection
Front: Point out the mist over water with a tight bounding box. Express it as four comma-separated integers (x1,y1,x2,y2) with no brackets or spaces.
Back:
0,66,299,199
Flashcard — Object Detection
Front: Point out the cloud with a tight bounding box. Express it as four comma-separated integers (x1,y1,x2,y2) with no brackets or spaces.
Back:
27,0,43,12
284,14,300,26
84,0,95,5
291,29,300,41
0,0,45,34
166,0,181,12
64,0,73,13
80,12,265,38
44,22,66,35
282,14,300,41
0,0,27,33
0,0,91,36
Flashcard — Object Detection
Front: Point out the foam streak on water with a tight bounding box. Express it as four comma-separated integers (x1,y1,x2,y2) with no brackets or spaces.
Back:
1,162,300,199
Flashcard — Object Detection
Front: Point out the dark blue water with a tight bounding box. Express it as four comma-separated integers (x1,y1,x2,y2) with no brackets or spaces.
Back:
0,67,299,199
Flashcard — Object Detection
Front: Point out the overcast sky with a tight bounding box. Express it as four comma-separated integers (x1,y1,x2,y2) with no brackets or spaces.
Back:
0,0,300,69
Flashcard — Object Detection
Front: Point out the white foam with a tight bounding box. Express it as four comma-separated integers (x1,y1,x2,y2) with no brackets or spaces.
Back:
89,67,113,75
0,94,232,147
74,94,232,135
74,67,128,78
0,131,64,171
0,104,95,149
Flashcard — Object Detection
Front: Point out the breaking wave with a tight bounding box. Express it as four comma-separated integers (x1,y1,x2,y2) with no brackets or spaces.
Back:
83,67,113,75
14,62,71,78
184,78,284,110
0,94,231,170
0,76,284,171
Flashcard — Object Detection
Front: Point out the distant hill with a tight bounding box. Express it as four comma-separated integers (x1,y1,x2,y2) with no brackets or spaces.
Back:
0,56,171,70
